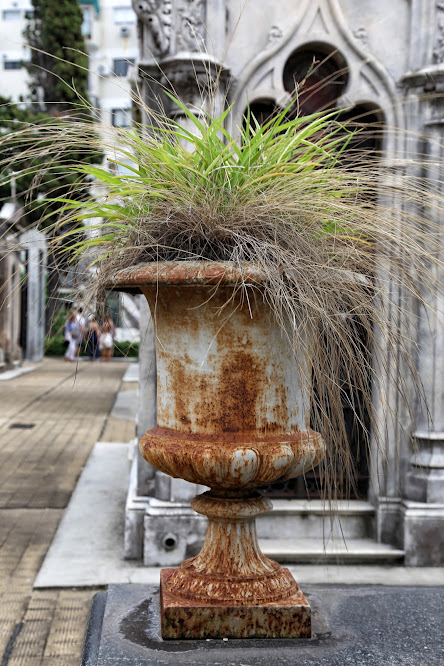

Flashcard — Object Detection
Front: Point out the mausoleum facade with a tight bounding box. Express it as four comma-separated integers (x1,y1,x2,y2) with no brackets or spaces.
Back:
126,0,444,567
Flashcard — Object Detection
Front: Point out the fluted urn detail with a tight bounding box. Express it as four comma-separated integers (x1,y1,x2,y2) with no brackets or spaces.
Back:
113,261,325,639
141,427,324,488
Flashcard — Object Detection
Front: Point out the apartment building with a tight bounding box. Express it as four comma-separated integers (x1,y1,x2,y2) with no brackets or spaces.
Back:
0,0,32,100
0,0,137,130
80,0,137,130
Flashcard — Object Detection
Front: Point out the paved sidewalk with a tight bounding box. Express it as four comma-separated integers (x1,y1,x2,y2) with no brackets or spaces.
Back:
0,358,135,666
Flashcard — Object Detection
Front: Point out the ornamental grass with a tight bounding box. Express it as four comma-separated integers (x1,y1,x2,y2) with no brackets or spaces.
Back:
1,81,443,501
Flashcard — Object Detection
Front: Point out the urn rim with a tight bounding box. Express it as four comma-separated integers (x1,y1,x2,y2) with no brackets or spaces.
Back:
109,260,266,291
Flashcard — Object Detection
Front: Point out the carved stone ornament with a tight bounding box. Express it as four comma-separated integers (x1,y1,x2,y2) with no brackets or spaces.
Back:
161,60,211,106
433,14,444,64
132,0,172,57
266,25,283,49
353,26,368,48
176,0,206,53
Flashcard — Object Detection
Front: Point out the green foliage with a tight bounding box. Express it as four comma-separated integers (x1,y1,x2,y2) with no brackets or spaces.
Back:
0,96,46,219
0,97,47,126
44,334,139,360
46,304,67,335
24,0,89,112
44,305,66,355
44,334,139,358
113,341,139,358
44,333,65,356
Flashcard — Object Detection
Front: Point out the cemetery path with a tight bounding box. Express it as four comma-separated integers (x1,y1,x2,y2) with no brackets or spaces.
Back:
0,358,136,666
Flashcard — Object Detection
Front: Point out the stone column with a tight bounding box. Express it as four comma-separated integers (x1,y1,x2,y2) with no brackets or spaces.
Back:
0,205,24,370
136,297,157,495
403,113,444,565
133,0,231,125
400,0,444,565
20,229,47,363
0,244,22,369
123,296,158,560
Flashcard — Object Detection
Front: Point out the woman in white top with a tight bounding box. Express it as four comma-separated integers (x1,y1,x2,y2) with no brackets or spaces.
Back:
99,321,114,362
64,312,81,362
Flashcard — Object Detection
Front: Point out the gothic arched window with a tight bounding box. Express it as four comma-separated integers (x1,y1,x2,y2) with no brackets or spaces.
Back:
242,99,278,134
338,104,384,162
283,44,348,115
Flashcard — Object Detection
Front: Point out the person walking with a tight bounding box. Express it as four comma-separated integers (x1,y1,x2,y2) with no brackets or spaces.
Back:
87,315,100,361
99,320,114,362
103,313,116,343
75,307,86,338
64,311,81,362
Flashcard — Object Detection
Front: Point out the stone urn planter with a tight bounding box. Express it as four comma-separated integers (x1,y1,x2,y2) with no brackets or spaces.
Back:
113,261,325,640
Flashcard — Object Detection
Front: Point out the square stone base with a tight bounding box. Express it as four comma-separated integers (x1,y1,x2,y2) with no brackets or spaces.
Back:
402,501,444,566
160,568,311,640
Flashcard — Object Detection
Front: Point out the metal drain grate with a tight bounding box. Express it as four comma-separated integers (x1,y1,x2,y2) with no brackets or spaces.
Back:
9,423,35,429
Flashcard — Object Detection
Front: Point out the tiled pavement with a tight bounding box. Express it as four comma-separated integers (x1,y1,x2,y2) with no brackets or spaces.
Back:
0,359,136,665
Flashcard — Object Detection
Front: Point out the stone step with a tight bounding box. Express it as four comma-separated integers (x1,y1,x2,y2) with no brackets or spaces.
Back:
257,499,375,540
260,537,405,564
269,499,375,514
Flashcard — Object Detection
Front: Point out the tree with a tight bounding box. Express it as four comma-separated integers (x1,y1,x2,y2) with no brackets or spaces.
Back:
24,0,89,113
0,97,51,217
17,1,98,328
0,96,98,225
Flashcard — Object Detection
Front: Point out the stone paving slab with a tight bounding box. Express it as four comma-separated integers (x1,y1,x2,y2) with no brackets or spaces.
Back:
122,364,139,383
81,583,444,666
35,443,134,589
110,389,138,421
100,415,136,443
0,509,62,657
7,589,95,666
0,359,128,510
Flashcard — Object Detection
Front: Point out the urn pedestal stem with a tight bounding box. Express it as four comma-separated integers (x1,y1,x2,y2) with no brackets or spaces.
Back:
164,491,297,605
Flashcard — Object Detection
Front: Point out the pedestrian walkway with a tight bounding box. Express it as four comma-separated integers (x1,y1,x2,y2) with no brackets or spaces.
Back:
0,358,135,666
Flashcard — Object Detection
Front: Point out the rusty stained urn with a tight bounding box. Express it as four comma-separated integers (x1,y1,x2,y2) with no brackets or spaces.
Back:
113,261,325,640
